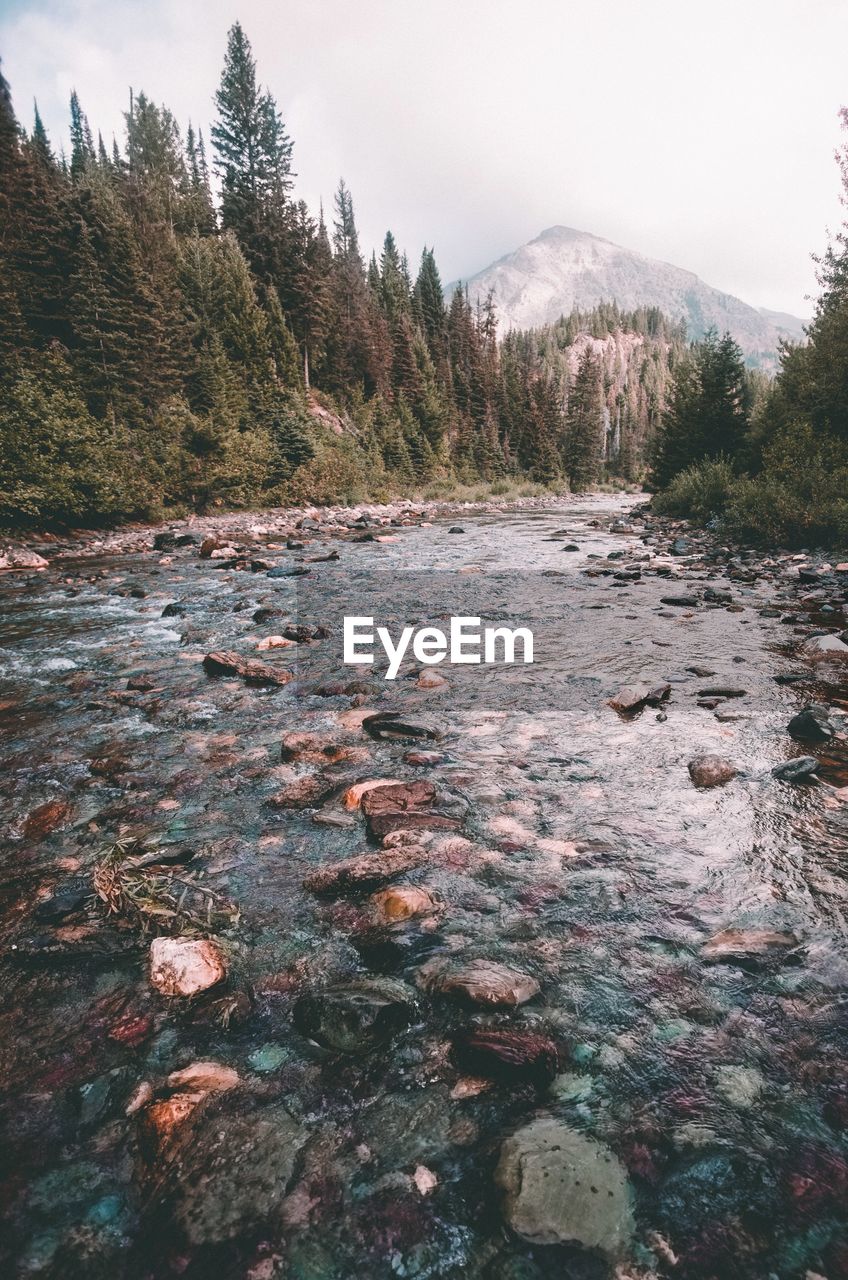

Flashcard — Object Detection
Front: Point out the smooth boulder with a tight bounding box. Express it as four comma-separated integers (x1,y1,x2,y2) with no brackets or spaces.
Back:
688,754,737,788
495,1118,634,1258
788,704,834,743
418,958,540,1007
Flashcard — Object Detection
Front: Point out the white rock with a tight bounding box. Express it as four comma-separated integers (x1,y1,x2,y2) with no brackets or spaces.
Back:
149,937,226,997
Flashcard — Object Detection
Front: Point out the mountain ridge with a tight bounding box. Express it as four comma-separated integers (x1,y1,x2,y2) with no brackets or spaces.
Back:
448,225,807,366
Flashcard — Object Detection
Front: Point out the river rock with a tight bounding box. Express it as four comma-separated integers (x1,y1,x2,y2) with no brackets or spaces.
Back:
34,875,91,922
172,1103,308,1244
22,799,73,840
404,749,444,766
303,845,428,894
788,704,835,743
281,731,359,765
452,1030,560,1086
772,756,819,782
266,772,336,810
417,668,448,689
165,1061,240,1093
701,927,799,964
803,633,848,658
371,885,439,921
418,958,540,1007
495,1118,634,1257
292,977,419,1052
688,754,737,787
255,634,295,650
661,594,699,608
698,685,747,698
362,711,440,741
608,682,670,713
0,547,49,572
360,780,461,839
148,937,227,997
343,778,405,809
202,650,292,687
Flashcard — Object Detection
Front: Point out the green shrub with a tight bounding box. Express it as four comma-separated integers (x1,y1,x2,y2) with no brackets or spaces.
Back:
0,361,138,527
723,423,848,548
652,456,736,522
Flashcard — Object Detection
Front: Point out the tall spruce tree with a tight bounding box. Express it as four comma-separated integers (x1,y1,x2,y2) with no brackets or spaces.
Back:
212,22,294,281
565,348,605,490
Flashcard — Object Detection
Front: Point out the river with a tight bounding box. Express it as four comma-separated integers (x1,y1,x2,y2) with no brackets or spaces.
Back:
1,494,847,1279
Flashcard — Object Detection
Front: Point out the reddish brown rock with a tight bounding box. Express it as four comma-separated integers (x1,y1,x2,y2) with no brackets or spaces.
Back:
371,885,439,921
688,754,738,788
343,778,405,809
23,799,73,840
280,731,360,765
701,927,799,963
609,683,670,713
266,773,337,810
452,1029,560,1086
359,780,461,839
303,846,428,895
203,650,292,687
417,958,540,1008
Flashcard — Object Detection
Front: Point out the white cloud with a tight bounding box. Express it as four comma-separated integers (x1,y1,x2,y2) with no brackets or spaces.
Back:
2,0,845,314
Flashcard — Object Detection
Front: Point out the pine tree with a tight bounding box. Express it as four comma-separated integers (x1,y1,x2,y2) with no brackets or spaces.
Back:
69,90,94,180
565,348,605,490
211,22,294,280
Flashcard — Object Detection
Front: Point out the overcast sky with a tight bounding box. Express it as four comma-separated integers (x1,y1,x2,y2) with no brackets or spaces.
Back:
1,0,846,315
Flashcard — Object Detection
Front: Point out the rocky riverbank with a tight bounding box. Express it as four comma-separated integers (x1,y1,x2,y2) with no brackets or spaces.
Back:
1,495,847,1279
0,490,578,567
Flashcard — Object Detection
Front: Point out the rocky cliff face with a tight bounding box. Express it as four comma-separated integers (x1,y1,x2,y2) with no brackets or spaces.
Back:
449,225,806,366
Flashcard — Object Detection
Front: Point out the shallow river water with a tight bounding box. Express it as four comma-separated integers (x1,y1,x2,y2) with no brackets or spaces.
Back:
1,496,847,1279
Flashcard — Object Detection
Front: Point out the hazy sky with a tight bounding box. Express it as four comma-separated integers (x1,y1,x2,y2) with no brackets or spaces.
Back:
1,0,846,315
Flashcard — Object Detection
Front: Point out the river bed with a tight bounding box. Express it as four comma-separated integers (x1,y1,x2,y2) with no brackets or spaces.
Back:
1,495,847,1279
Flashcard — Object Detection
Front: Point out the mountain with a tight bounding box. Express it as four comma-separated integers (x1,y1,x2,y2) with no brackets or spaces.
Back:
449,225,807,366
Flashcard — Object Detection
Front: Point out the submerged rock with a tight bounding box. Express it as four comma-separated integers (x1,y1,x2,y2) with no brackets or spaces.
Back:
688,754,737,788
495,1118,634,1258
304,845,428,894
772,756,819,782
22,799,73,840
452,1030,559,1086
148,937,227,997
418,958,540,1008
266,772,336,810
371,885,439,921
788,704,835,743
292,977,419,1052
172,1103,308,1244
701,927,799,964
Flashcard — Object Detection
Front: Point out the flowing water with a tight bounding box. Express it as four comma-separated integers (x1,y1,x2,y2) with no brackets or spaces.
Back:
1,495,847,1279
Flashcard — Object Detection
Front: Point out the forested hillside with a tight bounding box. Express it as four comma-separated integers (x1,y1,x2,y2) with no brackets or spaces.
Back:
1,23,679,529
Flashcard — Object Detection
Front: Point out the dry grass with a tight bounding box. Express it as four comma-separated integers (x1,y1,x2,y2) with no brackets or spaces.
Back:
92,837,239,934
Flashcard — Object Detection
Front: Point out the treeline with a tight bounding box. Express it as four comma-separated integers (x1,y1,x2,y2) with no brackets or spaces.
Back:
651,111,848,548
514,303,687,485
1,22,674,528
